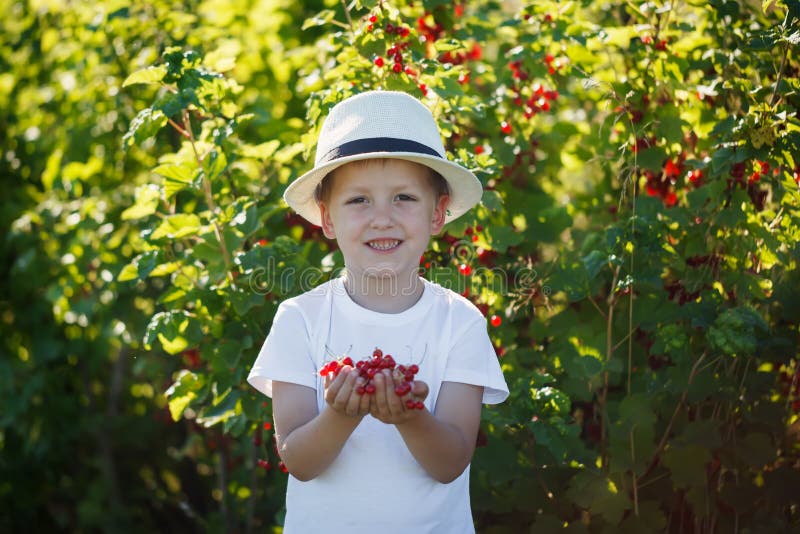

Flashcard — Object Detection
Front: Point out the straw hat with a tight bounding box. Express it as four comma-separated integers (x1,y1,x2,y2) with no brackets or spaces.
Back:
283,90,483,227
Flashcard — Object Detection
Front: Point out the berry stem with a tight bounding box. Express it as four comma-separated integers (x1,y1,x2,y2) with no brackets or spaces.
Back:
338,0,354,32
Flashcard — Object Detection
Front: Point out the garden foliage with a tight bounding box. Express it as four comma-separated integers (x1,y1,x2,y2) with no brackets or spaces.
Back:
2,0,799,532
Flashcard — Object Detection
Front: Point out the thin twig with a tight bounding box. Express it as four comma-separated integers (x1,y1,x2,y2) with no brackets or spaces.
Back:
339,0,354,32
638,351,708,482
216,429,231,532
768,207,784,231
785,359,798,414
612,329,634,353
770,10,792,108
588,295,608,320
181,109,234,277
167,117,191,137
637,471,670,490
631,428,639,516
599,266,621,471
245,433,258,534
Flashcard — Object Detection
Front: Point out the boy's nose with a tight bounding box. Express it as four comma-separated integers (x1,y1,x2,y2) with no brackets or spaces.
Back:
369,203,394,228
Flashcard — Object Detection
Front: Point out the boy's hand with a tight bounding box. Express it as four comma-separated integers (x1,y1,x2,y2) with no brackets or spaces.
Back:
324,366,370,418
369,369,429,425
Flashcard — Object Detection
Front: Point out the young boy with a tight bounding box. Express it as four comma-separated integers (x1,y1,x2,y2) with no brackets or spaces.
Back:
247,91,508,533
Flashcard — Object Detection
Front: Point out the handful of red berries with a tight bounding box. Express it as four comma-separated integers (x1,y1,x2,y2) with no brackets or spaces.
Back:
318,348,424,410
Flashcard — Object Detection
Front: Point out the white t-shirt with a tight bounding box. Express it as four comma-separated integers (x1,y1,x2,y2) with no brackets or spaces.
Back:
247,277,509,533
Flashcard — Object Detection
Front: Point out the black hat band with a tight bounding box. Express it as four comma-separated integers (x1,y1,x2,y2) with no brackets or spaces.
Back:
317,137,443,165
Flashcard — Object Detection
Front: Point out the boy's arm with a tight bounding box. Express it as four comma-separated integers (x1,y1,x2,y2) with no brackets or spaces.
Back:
371,373,483,484
272,367,369,481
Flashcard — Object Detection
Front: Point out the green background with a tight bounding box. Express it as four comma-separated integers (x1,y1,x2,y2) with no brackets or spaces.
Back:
2,0,799,532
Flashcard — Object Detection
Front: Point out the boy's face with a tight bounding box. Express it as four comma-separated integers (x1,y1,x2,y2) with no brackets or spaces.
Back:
318,159,449,290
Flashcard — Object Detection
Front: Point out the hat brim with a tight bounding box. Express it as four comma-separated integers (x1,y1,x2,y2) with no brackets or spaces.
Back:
283,152,483,227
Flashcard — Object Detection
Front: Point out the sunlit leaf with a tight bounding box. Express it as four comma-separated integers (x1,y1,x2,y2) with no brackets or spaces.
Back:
122,65,167,87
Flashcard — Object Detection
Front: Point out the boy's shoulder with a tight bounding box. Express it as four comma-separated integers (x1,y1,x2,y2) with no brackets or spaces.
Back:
423,278,486,322
277,278,340,312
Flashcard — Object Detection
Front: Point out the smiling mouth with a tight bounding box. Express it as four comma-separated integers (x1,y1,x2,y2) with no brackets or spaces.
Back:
366,239,402,251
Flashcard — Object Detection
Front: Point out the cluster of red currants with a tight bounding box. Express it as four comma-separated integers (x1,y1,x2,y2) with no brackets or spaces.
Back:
319,349,425,410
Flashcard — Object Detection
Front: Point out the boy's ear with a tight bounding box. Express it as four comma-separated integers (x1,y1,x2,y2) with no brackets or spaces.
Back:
430,194,450,235
319,202,336,239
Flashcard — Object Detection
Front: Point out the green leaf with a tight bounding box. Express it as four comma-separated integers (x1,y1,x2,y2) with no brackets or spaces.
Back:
223,413,247,436
158,286,187,304
216,339,243,368
121,184,161,220
165,370,203,421
152,160,198,199
636,146,668,173
143,310,203,354
153,162,195,183
228,199,259,238
117,250,160,282
229,288,264,317
618,394,656,430
158,332,189,354
235,242,273,273
122,108,168,149
481,190,503,211
150,214,203,240
301,9,336,30
567,470,630,524
618,500,666,533
748,29,778,49
764,465,800,506
197,390,240,427
201,149,227,182
663,445,710,488
548,260,591,302
122,65,167,87
707,307,768,356
239,140,280,160
657,112,687,145
193,236,229,280
651,323,689,355
582,250,606,281
531,386,571,415
433,39,463,52
738,432,775,467
117,263,139,282
674,420,722,450
660,56,688,83
149,261,180,277
592,490,629,525
485,225,524,252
